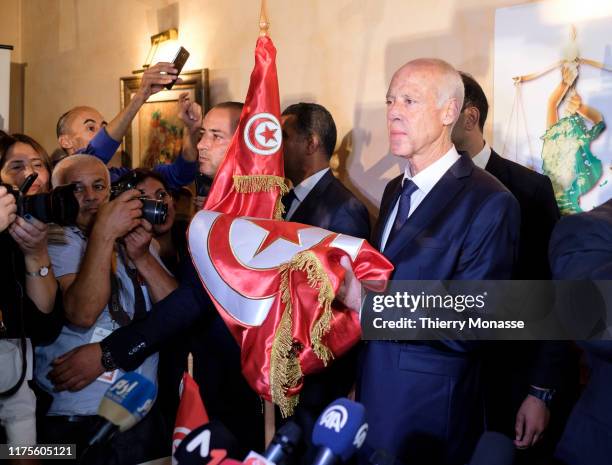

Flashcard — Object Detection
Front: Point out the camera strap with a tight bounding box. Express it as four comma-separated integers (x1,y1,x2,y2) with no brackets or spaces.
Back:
107,246,147,326
0,249,28,398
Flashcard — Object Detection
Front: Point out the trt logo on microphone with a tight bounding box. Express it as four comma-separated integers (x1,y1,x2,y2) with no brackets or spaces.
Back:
319,404,349,432
353,423,368,449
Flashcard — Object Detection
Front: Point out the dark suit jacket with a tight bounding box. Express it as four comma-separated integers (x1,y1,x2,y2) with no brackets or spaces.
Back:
481,150,575,443
287,169,370,239
360,155,520,465
550,199,612,465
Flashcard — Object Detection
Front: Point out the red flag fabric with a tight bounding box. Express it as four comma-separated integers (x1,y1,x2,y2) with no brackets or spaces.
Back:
172,372,209,459
188,211,393,416
203,35,287,219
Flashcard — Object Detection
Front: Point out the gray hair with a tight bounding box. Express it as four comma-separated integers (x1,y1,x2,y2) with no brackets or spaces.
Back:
51,154,110,187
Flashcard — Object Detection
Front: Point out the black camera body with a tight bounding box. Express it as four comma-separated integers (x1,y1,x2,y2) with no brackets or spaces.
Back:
0,180,79,225
110,173,168,225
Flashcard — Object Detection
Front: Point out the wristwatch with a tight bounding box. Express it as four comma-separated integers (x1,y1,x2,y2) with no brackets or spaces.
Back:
25,264,50,278
99,339,118,372
528,386,555,407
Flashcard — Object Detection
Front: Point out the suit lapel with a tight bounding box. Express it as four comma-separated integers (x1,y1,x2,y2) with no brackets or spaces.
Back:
382,156,473,260
290,170,334,224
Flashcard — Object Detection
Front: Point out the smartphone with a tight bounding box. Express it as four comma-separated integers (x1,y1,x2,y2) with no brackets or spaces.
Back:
195,173,213,197
166,46,190,90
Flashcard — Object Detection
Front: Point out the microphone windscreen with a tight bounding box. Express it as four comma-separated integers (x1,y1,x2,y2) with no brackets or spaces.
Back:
98,371,157,432
468,431,515,465
312,397,368,462
174,420,240,465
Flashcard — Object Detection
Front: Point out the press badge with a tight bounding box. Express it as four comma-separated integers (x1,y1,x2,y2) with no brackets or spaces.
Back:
90,326,118,384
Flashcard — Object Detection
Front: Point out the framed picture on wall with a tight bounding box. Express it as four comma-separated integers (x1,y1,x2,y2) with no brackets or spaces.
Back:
119,69,209,169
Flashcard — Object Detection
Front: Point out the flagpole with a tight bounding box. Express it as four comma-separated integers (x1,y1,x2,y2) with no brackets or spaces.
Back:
259,0,276,444
259,0,269,37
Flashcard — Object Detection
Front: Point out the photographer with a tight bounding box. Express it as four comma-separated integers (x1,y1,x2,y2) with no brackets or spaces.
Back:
35,155,177,464
0,134,62,454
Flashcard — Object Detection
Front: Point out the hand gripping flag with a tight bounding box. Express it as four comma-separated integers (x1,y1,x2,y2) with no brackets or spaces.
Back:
203,35,288,218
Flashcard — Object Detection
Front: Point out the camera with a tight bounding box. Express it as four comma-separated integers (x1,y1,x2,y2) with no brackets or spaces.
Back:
0,174,79,225
110,173,168,225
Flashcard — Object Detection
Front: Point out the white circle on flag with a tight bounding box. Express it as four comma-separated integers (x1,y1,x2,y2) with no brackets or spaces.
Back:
243,112,282,156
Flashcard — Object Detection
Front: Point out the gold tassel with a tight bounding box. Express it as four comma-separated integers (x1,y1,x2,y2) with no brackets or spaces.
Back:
270,250,335,417
233,175,289,194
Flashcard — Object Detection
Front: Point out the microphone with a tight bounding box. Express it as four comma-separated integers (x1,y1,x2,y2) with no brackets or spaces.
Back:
78,372,157,463
311,397,368,465
467,431,515,465
90,371,156,445
264,420,302,464
174,420,241,465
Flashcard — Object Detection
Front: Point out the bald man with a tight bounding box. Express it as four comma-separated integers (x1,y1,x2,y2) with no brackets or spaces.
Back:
359,59,520,464
56,63,200,191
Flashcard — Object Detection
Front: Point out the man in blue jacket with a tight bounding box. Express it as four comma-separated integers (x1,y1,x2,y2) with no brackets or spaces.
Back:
357,58,520,465
56,62,200,191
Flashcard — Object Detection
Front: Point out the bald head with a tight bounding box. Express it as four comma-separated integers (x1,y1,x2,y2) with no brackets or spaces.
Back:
393,58,464,114
52,154,109,187
57,106,106,154
386,58,464,167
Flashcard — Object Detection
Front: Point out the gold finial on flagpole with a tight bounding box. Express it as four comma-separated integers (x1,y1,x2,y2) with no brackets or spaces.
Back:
259,0,270,36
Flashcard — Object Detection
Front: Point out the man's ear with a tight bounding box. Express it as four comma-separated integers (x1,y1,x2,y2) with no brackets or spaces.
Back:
463,106,481,132
306,133,320,156
58,134,74,152
442,98,461,127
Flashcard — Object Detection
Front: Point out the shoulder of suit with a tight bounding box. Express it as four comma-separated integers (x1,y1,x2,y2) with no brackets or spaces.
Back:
325,173,368,209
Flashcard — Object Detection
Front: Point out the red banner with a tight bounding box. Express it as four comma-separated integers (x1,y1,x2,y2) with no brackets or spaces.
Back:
204,35,287,219
172,372,209,459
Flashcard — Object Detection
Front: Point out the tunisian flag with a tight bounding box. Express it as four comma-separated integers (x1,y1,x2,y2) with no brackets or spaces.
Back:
172,373,209,461
203,35,287,219
190,33,394,416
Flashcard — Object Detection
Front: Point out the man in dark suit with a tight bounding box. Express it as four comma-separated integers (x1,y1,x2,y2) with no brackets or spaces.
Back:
451,72,577,463
549,199,612,465
281,102,370,238
356,58,520,465
279,102,370,461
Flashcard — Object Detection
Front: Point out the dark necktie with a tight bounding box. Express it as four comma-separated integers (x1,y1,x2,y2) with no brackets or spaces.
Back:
386,179,418,246
282,189,298,220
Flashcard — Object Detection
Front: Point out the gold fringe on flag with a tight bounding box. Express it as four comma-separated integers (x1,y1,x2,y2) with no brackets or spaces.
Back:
271,250,335,417
233,175,289,221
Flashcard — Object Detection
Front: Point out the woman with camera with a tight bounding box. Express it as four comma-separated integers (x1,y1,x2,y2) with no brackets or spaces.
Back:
0,133,62,455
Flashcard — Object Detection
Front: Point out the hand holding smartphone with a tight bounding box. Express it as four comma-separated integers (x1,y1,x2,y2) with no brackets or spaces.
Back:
166,46,190,90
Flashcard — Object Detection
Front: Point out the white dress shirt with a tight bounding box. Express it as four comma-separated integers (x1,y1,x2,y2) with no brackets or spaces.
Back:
471,142,492,170
285,168,330,220
380,146,461,251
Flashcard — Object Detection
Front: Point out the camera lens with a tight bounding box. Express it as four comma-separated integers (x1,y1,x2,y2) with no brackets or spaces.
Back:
141,199,168,225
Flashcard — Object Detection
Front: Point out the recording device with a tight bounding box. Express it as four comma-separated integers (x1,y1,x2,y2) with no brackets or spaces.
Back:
78,372,157,463
311,398,368,465
0,173,79,225
111,172,168,224
262,420,302,465
166,46,190,90
174,420,241,465
195,173,213,197
466,431,515,465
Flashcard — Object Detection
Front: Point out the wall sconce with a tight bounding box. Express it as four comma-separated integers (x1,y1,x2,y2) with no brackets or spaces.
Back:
134,28,179,74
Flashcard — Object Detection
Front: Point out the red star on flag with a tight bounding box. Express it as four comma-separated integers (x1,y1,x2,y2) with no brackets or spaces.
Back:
249,218,308,255
260,124,278,143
